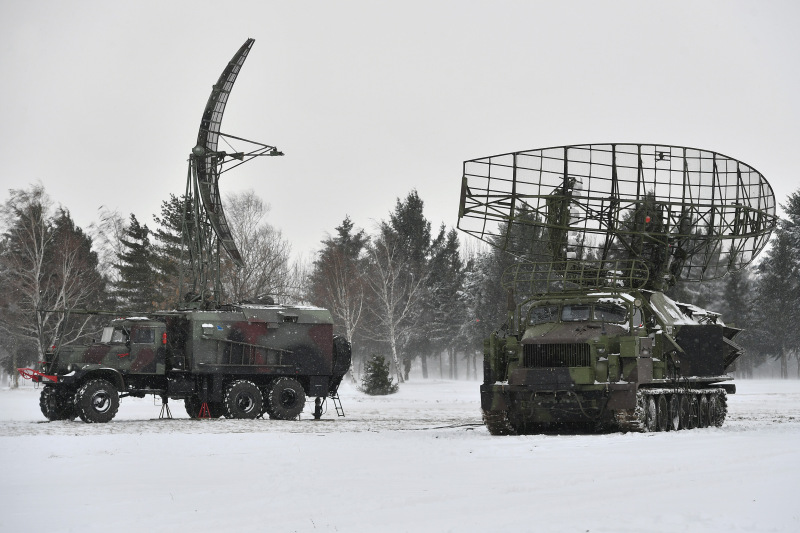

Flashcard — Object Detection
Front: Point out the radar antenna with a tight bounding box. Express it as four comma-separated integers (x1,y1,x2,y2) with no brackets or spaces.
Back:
457,143,777,293
181,38,283,307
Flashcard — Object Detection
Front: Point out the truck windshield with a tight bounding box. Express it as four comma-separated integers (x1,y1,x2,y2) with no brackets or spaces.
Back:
528,305,559,325
562,305,591,322
593,303,628,323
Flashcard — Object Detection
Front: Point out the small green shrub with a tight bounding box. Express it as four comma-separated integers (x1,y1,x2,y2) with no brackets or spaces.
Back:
360,354,399,395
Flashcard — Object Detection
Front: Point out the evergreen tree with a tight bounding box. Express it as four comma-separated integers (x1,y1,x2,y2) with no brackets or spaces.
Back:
114,214,161,311
426,228,468,379
751,190,800,378
359,354,399,395
153,194,192,307
387,190,435,378
307,216,369,349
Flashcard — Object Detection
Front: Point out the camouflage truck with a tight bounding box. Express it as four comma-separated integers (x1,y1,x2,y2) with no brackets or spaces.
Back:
481,288,740,434
18,40,354,423
22,303,351,423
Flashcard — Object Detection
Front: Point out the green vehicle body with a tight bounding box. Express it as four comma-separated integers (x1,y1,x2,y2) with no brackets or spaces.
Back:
481,288,740,433
29,303,351,423
457,143,777,434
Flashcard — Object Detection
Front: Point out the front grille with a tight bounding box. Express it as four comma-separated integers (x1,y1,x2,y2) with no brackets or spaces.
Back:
523,343,591,368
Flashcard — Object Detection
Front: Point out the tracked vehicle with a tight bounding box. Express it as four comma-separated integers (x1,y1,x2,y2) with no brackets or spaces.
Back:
20,39,351,422
458,143,776,433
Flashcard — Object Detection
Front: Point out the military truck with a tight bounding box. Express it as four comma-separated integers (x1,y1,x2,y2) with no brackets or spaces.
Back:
23,303,351,423
19,39,352,423
457,143,777,433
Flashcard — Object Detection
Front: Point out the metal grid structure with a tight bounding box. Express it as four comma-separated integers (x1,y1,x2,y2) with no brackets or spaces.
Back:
181,38,283,304
458,143,777,291
193,38,254,268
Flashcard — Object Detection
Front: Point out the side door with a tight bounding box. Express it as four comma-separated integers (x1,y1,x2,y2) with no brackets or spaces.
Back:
127,324,165,374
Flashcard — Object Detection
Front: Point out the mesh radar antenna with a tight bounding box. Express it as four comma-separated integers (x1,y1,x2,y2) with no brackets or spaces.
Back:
457,143,777,294
181,38,283,307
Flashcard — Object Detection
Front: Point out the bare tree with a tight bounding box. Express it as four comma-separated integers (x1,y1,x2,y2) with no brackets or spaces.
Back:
364,226,428,383
88,206,128,289
0,186,105,386
220,190,296,303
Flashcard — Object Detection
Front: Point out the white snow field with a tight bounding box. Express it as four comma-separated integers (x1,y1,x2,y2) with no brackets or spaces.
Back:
1,378,799,533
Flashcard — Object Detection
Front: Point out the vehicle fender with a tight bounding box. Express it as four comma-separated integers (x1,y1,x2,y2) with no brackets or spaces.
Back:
73,365,126,390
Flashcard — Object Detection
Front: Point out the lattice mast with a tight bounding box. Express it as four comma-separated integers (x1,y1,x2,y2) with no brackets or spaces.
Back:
180,38,283,306
458,144,777,295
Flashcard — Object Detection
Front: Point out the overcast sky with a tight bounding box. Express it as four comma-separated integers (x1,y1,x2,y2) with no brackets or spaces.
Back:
1,1,798,260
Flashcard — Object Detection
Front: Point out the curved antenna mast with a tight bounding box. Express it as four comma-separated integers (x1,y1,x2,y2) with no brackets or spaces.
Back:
181,38,284,307
458,143,777,294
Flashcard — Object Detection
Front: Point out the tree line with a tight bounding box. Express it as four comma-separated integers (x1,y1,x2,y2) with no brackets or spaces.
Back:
1,183,799,386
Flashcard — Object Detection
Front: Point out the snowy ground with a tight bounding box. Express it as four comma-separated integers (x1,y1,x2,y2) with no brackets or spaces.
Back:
1,378,799,533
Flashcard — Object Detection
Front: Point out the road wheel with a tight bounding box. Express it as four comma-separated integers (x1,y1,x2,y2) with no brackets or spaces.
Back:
698,395,709,428
710,390,727,427
687,395,699,429
39,386,77,421
678,395,689,430
224,380,263,419
656,395,668,432
267,378,306,420
668,394,680,431
644,395,658,432
75,379,119,423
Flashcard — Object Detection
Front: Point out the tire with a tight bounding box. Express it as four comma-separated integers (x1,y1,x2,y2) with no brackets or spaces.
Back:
185,396,225,419
267,378,306,420
224,380,263,419
39,386,77,421
75,379,120,423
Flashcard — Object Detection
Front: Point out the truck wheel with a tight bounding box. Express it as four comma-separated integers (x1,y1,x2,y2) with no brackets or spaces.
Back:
184,396,201,418
185,396,225,418
39,386,77,421
75,379,119,423
224,380,263,419
267,378,306,420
